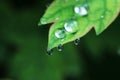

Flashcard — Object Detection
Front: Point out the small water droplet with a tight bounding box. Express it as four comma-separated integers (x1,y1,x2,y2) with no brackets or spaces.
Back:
74,5,88,16
101,15,104,19
47,49,53,55
58,44,63,52
64,20,78,33
74,38,80,45
55,29,66,38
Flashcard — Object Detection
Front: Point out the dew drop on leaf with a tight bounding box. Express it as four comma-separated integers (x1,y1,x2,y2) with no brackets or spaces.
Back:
74,5,88,16
55,29,66,38
74,38,80,45
64,20,78,33
101,15,104,19
57,44,63,52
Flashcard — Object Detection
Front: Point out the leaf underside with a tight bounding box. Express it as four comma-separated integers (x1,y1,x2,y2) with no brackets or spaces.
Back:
39,0,120,50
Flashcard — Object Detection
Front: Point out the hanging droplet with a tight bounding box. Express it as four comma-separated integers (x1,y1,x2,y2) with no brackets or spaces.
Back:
64,20,78,33
74,5,88,16
74,38,80,45
55,29,66,39
47,49,53,55
58,44,63,52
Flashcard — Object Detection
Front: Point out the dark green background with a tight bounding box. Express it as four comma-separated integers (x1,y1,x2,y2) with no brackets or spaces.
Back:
0,0,120,80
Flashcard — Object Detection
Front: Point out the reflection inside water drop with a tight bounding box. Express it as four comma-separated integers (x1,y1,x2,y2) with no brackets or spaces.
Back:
64,20,78,33
55,29,66,39
101,15,104,19
74,5,88,16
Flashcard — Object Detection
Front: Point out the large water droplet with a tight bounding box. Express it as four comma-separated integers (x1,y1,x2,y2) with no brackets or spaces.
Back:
47,49,53,55
58,44,63,52
74,38,80,45
74,5,88,16
55,29,66,38
64,20,78,33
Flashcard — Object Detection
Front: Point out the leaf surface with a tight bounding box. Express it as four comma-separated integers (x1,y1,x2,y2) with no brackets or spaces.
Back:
39,0,120,50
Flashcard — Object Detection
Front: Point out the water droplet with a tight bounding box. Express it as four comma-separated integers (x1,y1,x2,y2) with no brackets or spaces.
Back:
101,15,104,19
74,5,88,16
74,38,80,45
55,29,66,38
58,44,63,52
47,49,53,55
64,20,78,33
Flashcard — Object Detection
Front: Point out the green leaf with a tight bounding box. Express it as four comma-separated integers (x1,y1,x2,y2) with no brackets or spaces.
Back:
39,0,120,50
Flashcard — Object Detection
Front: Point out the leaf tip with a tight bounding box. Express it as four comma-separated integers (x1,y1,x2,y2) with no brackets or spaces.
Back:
38,17,48,26
38,22,42,26
96,31,101,35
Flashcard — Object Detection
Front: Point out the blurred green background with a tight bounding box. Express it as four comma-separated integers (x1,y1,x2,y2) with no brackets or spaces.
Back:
0,0,120,80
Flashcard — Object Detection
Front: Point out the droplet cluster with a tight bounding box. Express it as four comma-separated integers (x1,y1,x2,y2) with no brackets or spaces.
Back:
55,4,89,38
48,3,89,55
